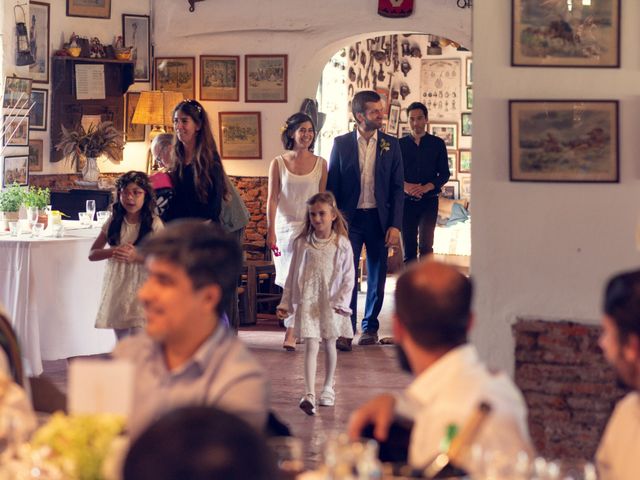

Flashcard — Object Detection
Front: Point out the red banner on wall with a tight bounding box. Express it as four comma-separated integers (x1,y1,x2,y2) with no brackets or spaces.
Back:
378,0,414,18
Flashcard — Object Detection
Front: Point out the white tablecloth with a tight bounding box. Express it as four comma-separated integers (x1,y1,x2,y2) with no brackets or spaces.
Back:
0,222,116,375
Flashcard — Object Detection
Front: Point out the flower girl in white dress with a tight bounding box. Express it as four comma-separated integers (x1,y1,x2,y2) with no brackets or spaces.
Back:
277,192,354,415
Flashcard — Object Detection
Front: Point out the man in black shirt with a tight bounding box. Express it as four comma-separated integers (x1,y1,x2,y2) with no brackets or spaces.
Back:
399,103,450,263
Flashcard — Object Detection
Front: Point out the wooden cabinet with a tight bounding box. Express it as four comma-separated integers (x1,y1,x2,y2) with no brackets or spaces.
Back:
50,57,134,163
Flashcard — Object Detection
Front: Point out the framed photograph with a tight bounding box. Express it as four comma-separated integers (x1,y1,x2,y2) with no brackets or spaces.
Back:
245,55,287,103
466,87,473,110
200,55,239,101
125,92,145,142
509,100,619,183
441,180,460,200
458,173,471,198
458,149,471,173
388,104,401,135
429,123,458,149
3,77,32,109
3,115,29,146
466,57,473,86
29,89,48,131
376,88,391,117
218,112,261,159
399,123,412,137
123,14,151,82
461,113,472,137
447,150,457,178
67,0,111,19
381,120,388,133
3,155,29,187
511,0,620,67
29,2,50,84
155,57,195,99
28,139,44,172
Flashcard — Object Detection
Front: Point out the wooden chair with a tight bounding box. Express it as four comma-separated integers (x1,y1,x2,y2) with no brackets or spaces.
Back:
0,312,25,387
239,243,282,325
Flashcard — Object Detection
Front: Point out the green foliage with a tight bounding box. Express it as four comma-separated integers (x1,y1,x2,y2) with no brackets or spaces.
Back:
0,182,25,212
56,121,125,169
22,186,50,208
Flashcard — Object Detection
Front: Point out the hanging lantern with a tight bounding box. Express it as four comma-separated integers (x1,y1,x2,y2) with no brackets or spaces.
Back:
14,5,35,66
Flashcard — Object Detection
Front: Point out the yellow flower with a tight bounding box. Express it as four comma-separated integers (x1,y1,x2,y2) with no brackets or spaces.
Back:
379,138,391,154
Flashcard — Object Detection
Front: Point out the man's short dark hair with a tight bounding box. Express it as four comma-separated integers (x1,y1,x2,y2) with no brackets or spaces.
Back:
140,220,242,316
406,101,428,118
395,262,472,349
123,406,278,480
352,90,381,121
604,269,640,346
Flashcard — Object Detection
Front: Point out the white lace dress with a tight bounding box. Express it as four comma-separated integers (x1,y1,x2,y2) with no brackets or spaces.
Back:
95,216,163,329
294,233,354,340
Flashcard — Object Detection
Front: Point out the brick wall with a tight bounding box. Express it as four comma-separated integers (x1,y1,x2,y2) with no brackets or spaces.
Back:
513,319,627,462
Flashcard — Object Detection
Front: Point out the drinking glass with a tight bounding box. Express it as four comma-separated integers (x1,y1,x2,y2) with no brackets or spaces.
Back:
86,199,96,222
96,210,110,226
8,222,18,237
26,207,39,236
268,437,304,480
32,223,44,237
78,212,90,226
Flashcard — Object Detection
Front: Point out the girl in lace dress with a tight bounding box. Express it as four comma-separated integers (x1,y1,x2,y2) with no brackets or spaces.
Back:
89,171,163,340
277,192,354,415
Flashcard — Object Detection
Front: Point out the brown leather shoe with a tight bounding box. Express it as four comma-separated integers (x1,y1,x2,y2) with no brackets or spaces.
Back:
358,332,379,346
336,336,352,352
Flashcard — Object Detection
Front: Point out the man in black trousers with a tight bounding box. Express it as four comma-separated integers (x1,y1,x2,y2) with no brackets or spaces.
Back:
399,102,450,263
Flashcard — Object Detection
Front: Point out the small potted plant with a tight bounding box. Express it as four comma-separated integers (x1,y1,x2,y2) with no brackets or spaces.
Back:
0,183,25,223
23,186,51,226
56,121,125,185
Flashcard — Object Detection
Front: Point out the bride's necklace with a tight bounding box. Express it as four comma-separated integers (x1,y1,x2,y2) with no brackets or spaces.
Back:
310,231,334,249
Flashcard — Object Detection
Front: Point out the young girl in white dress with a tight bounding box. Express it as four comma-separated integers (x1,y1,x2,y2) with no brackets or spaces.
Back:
89,171,163,340
277,192,354,415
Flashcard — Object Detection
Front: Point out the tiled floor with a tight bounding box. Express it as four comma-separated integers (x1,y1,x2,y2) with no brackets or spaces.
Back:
41,276,411,468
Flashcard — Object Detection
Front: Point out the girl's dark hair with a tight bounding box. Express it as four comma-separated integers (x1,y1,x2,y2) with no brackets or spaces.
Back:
280,112,316,151
171,99,229,202
107,171,156,246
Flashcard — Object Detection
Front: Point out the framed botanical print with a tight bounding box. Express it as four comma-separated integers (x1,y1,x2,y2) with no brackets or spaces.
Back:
200,55,239,101
3,77,32,109
511,0,620,67
123,14,151,82
461,113,472,137
3,115,29,146
3,155,29,187
67,0,111,19
429,123,458,149
245,55,287,103
509,100,619,182
125,92,145,142
218,112,261,159
29,89,48,131
458,149,471,173
28,139,44,172
154,57,196,99
29,2,50,84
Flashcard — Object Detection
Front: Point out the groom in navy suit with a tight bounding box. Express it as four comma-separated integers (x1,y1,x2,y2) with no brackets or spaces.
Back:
327,90,404,351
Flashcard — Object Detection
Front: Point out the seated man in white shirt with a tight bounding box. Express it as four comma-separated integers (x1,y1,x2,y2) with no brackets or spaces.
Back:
348,261,532,474
596,269,640,480
112,220,269,438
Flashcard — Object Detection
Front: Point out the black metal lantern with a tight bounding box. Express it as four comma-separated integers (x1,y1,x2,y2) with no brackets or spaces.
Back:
14,5,35,66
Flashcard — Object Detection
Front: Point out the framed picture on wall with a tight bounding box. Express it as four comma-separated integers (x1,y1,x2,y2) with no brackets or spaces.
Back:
123,14,151,82
245,55,287,103
429,123,457,149
200,55,240,101
3,115,29,146
466,87,473,110
2,155,29,187
461,113,472,137
458,173,471,199
3,77,32,109
375,88,390,117
447,150,457,178
29,89,48,131
441,180,460,200
458,149,471,173
29,2,50,84
388,104,401,135
125,92,145,142
218,112,261,159
509,100,619,182
154,57,196,99
28,139,44,173
67,0,111,19
466,57,472,85
511,0,620,67
399,123,411,137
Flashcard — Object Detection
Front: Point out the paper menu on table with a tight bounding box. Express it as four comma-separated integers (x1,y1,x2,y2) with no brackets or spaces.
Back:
68,359,134,418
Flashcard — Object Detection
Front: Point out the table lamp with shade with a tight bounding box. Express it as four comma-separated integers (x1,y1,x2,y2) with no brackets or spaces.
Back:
131,90,184,172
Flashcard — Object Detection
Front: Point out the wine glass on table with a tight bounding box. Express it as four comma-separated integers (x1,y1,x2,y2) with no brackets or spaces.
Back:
26,207,39,237
86,200,96,225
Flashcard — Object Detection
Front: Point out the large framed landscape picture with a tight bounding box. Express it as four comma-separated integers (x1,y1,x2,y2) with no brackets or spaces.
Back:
512,0,620,67
509,100,618,183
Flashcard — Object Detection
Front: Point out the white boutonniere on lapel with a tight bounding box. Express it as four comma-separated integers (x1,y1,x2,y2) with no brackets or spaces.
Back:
379,138,390,156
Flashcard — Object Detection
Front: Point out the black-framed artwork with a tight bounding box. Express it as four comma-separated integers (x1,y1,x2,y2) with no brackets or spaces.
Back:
29,88,48,131
67,0,111,19
123,14,150,82
3,155,29,187
245,55,288,103
29,2,50,84
509,100,619,182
